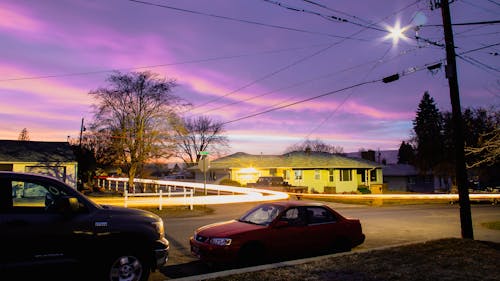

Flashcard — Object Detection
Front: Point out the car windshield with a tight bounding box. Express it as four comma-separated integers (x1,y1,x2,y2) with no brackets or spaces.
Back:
238,204,283,226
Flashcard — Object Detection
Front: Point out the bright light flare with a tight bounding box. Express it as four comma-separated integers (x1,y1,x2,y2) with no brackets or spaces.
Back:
384,21,411,45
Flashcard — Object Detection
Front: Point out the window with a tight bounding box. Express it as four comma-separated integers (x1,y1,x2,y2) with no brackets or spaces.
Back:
340,169,352,181
314,169,320,180
306,207,336,224
370,169,377,181
269,168,277,176
280,207,305,226
328,169,334,182
284,170,290,180
294,170,303,180
6,178,72,213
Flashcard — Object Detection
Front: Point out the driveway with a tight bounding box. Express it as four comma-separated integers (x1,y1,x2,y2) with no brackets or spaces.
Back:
151,200,500,280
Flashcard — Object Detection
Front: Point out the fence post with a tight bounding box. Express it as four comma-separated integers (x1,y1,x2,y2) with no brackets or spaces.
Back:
159,190,162,210
108,180,111,191
190,189,194,210
183,187,186,199
124,182,127,193
124,188,128,208
115,180,118,192
168,186,171,198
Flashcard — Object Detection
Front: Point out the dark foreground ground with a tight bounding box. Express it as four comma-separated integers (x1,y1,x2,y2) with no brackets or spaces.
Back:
208,238,500,281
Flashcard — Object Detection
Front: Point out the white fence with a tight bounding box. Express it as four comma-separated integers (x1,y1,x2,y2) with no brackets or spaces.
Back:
124,188,193,210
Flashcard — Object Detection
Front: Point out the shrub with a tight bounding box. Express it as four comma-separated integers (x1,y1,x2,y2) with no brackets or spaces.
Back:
358,186,371,194
219,179,241,187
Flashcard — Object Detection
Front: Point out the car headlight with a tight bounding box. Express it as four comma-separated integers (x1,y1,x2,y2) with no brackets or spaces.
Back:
152,220,165,237
209,238,232,246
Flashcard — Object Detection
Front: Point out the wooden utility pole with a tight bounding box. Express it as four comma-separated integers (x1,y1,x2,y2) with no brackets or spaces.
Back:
437,0,474,239
79,118,85,150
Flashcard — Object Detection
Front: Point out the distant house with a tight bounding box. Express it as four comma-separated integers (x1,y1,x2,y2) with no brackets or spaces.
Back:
192,151,383,194
0,140,78,188
382,164,437,193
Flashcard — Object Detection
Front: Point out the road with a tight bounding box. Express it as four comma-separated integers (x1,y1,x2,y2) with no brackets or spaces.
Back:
149,200,500,280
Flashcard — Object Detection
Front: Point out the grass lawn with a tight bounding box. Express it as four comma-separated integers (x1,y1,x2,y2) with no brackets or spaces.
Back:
208,238,500,281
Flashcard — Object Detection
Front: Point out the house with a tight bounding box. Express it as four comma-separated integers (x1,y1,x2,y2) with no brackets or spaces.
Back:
192,151,384,194
0,140,78,188
382,164,439,193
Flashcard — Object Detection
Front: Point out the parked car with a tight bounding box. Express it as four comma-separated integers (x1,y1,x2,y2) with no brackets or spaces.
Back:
247,176,308,193
0,171,169,281
190,201,365,265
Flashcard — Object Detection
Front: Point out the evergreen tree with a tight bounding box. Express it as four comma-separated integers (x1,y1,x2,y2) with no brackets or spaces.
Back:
397,141,415,164
413,92,443,174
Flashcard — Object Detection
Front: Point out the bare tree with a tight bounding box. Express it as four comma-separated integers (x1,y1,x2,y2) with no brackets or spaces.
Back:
172,116,229,166
18,128,30,141
465,127,500,168
89,71,188,190
284,139,344,154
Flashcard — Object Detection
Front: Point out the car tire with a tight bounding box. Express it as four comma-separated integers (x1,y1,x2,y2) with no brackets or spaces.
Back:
106,253,151,281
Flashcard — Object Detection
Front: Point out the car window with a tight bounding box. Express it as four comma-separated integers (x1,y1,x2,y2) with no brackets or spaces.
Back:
239,205,283,225
9,179,69,213
280,207,306,226
306,207,337,225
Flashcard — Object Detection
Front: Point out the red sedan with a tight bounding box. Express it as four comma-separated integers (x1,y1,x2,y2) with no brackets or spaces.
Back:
190,201,365,265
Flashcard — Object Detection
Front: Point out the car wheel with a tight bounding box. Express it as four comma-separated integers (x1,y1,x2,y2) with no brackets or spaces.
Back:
238,243,266,266
108,254,150,281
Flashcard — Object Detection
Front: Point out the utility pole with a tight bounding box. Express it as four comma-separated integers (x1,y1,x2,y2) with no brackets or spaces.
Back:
79,118,85,150
436,0,474,239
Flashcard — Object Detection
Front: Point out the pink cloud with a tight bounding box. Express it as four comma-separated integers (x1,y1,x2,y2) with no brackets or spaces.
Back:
0,4,42,33
0,64,93,106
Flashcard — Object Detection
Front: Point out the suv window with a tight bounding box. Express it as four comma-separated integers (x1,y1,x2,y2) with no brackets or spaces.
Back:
2,178,75,214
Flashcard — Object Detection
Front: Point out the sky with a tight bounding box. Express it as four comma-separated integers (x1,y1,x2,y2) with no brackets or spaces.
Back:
1,0,499,157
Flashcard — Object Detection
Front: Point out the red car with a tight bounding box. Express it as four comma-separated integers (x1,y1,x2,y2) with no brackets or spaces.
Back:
190,201,365,265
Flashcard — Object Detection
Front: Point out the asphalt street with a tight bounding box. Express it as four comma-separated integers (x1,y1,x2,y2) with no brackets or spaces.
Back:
150,200,500,280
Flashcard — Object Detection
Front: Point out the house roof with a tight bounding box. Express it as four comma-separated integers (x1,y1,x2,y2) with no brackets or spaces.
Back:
345,149,399,164
0,140,76,163
207,151,380,170
382,164,418,176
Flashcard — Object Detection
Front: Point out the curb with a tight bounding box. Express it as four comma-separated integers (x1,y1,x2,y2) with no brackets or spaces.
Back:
166,239,433,281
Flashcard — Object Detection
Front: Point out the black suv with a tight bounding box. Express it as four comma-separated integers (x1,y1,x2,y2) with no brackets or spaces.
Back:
0,171,169,281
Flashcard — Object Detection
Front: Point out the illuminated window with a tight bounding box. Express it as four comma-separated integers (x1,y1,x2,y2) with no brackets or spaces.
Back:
340,169,352,181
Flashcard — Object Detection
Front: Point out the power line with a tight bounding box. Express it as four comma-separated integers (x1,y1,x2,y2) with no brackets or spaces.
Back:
301,0,374,26
261,0,386,32
191,0,426,114
0,43,333,82
196,45,428,115
457,55,500,75
190,42,341,113
423,19,500,27
127,0,370,41
223,80,380,125
303,45,393,139
222,59,437,126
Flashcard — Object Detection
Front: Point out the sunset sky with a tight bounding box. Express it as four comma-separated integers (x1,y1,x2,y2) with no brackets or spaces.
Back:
1,0,498,157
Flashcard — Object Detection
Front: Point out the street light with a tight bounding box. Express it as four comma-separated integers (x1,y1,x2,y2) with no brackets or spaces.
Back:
384,20,410,46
